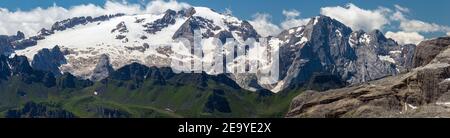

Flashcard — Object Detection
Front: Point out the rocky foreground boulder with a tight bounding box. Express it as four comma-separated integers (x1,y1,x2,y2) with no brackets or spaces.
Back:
286,37,450,118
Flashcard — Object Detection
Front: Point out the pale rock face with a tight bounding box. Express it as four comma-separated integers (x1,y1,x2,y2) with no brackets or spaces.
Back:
264,15,414,92
90,54,114,81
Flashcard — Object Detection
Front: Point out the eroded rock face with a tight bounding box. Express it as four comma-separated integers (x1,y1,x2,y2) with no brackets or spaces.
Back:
143,9,177,34
287,37,450,118
90,54,114,81
268,16,414,92
286,74,408,118
413,37,450,67
0,31,25,55
0,54,58,87
31,46,66,76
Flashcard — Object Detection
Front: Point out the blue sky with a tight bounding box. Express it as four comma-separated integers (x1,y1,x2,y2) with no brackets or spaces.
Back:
1,0,448,25
0,0,449,44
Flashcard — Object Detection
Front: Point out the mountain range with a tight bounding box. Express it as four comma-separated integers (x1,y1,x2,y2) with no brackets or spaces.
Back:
0,6,439,118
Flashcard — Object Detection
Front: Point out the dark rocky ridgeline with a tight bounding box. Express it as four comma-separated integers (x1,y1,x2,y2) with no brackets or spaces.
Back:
5,102,76,118
0,54,92,88
111,21,129,34
0,31,25,54
0,55,56,87
105,62,241,90
57,73,93,89
107,63,165,90
51,13,125,33
31,46,67,76
143,7,198,35
286,37,450,118
143,9,177,34
0,55,12,80
172,16,221,43
111,21,129,41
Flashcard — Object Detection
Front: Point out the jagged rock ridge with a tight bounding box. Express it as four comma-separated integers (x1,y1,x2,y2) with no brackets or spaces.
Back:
286,37,450,118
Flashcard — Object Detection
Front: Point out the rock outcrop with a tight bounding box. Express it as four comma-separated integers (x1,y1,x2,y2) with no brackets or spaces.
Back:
266,16,415,92
413,37,450,67
0,31,25,55
31,46,67,76
90,54,114,81
287,37,450,118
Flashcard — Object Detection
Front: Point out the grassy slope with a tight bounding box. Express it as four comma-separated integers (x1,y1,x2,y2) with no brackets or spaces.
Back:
0,76,301,118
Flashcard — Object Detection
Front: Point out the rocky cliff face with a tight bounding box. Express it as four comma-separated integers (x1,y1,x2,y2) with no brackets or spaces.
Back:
90,54,114,81
0,54,57,87
266,16,414,92
0,31,25,55
287,37,450,118
31,46,66,76
413,37,450,67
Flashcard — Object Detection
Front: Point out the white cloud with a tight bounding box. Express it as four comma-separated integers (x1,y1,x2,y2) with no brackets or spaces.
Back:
399,20,450,33
320,3,390,31
282,9,300,18
248,13,281,37
0,0,190,37
320,3,449,44
250,9,310,37
144,0,190,15
385,31,424,45
394,5,409,13
280,9,310,29
391,9,450,33
447,32,450,36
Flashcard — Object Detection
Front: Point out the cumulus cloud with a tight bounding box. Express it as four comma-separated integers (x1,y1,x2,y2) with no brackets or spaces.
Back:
384,4,450,43
399,20,450,33
248,13,281,37
390,8,450,33
144,0,190,15
0,0,190,36
280,9,310,29
320,3,390,31
447,32,450,36
385,31,424,45
250,9,310,37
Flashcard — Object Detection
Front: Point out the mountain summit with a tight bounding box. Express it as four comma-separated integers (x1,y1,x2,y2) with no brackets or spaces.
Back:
262,15,415,92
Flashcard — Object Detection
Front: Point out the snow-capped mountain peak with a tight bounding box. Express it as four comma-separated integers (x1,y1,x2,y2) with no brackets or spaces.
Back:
11,7,260,82
2,7,415,93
